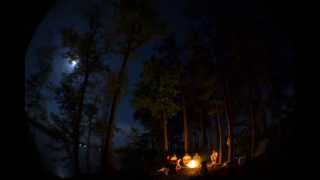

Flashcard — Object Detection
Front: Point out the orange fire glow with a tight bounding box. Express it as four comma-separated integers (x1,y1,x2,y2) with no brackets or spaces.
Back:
186,159,200,168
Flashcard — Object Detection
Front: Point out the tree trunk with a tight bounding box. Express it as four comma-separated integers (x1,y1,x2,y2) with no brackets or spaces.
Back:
199,109,206,150
102,47,131,173
151,136,154,150
203,110,208,150
199,110,203,150
249,86,256,156
216,112,223,164
163,111,169,152
73,70,90,175
182,96,189,153
249,103,256,156
102,88,119,169
258,99,267,137
86,109,95,174
72,22,99,175
223,79,234,163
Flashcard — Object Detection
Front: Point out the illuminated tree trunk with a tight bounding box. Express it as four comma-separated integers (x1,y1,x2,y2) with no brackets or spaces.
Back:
183,96,189,153
163,111,169,152
216,112,223,164
223,79,234,162
199,110,203,149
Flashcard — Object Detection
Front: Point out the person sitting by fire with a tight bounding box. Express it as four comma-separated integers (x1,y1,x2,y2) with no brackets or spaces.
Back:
170,154,178,163
211,150,218,164
166,156,170,161
200,153,209,176
176,158,182,172
207,150,218,168
182,153,192,166
157,152,170,175
167,153,177,175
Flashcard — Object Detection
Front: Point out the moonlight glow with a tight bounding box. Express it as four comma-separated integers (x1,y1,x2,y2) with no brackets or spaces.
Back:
67,59,78,72
71,60,77,66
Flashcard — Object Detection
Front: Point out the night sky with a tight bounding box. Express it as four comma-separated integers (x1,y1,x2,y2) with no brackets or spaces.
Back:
26,0,189,176
27,0,187,140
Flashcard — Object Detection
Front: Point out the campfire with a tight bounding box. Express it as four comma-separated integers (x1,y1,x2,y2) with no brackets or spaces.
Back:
157,150,219,176
186,159,199,169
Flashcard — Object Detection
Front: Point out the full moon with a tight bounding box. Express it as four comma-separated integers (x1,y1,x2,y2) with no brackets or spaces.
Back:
71,60,77,66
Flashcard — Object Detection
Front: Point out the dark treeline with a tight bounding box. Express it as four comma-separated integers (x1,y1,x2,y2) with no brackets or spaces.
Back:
25,0,295,178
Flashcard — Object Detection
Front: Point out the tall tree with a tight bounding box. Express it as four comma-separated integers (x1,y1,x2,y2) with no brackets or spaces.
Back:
132,54,180,153
182,95,189,153
184,30,217,152
216,111,223,163
102,0,165,171
56,7,109,174
84,95,99,174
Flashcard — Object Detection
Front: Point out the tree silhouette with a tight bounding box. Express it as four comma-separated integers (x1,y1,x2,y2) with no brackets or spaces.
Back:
101,0,165,172
132,52,180,153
